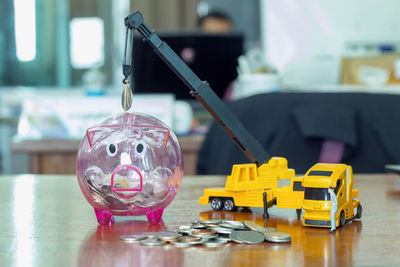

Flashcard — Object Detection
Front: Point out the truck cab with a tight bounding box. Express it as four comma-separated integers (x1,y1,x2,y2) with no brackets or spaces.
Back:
302,163,362,228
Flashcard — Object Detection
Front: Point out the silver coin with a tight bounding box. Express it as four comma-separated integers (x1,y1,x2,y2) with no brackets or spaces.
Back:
178,229,192,235
157,232,179,240
244,221,267,233
177,225,192,235
192,223,208,229
199,234,219,240
120,234,147,242
140,238,166,246
187,239,207,245
229,231,245,243
203,224,220,228
190,229,217,237
216,236,232,242
236,231,265,244
263,227,277,232
209,227,234,235
264,231,291,243
170,241,192,247
179,236,202,243
199,220,221,225
121,81,132,112
222,220,246,227
141,232,160,238
203,239,227,247
219,223,246,230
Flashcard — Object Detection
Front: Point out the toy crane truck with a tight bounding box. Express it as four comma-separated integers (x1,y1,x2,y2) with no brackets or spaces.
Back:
302,163,362,228
198,158,305,215
123,11,361,225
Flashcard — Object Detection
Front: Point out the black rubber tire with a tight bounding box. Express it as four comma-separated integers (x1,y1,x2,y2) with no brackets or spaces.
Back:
356,204,362,219
340,211,346,227
223,198,236,211
210,198,223,210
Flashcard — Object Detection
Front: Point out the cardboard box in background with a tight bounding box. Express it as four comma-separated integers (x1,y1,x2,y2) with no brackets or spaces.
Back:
341,54,400,85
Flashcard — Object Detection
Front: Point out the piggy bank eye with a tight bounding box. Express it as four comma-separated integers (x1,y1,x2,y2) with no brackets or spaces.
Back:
106,143,118,157
135,141,146,155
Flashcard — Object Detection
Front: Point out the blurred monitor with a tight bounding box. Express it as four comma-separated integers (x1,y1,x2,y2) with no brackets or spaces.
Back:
132,32,243,100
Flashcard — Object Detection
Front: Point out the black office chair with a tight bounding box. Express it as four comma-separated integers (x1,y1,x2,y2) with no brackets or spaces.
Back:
197,92,400,174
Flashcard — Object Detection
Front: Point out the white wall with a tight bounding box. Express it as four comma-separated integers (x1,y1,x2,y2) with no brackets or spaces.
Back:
261,0,400,84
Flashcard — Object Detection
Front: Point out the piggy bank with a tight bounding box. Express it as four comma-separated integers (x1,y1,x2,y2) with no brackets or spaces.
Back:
76,112,184,225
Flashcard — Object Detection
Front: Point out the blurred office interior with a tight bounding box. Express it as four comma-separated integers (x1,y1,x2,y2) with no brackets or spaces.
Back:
1,0,400,175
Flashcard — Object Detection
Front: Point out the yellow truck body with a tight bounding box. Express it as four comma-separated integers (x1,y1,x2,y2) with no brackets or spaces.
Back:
199,157,304,211
302,163,362,228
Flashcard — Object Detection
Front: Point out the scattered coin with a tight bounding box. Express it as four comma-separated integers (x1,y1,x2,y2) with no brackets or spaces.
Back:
141,232,160,238
244,221,267,232
170,241,192,247
199,220,221,225
120,219,291,248
199,234,219,240
263,227,277,232
202,224,220,228
190,229,216,237
236,231,265,244
217,236,232,242
209,227,234,235
157,232,179,241
229,231,245,243
192,223,208,229
179,235,202,243
220,223,246,230
177,225,192,235
139,238,166,246
264,231,292,243
121,80,132,112
120,234,147,242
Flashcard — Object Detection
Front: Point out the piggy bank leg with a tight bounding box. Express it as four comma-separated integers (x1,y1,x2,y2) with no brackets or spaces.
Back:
146,207,165,224
94,208,115,225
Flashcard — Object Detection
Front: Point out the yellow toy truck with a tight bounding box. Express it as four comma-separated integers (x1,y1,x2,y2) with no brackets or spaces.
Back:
199,157,304,214
302,163,362,228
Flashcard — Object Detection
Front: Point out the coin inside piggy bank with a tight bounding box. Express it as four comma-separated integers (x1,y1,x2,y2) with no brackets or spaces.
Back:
76,112,184,225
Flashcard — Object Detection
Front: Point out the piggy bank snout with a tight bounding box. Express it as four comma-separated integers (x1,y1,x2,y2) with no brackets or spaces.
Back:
111,165,143,198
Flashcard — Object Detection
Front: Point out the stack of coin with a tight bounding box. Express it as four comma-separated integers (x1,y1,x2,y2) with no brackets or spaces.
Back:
120,219,291,247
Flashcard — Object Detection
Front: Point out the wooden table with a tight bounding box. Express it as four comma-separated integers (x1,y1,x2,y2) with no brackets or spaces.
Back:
1,174,399,266
10,135,204,175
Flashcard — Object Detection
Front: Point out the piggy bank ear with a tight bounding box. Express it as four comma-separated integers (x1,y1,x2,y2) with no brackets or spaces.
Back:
86,125,120,148
139,125,170,147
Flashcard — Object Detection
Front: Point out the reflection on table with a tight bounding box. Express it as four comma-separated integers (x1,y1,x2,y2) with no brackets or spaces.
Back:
1,174,399,266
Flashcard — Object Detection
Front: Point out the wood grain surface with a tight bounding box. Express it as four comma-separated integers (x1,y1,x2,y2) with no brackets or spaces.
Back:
1,174,399,266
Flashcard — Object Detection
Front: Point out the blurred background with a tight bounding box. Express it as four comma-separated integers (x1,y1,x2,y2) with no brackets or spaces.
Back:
1,0,400,175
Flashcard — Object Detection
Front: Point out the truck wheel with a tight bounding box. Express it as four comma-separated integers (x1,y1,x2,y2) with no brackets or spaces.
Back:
340,211,346,227
210,198,223,210
223,199,236,211
356,204,362,219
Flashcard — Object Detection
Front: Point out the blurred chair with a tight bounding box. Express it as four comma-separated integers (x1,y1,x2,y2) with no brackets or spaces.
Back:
197,92,400,174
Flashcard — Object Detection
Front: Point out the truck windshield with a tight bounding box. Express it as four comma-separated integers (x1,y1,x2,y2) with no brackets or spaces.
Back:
304,187,330,201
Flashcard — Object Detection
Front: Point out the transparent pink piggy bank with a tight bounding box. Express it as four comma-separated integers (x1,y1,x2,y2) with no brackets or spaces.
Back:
76,112,183,225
